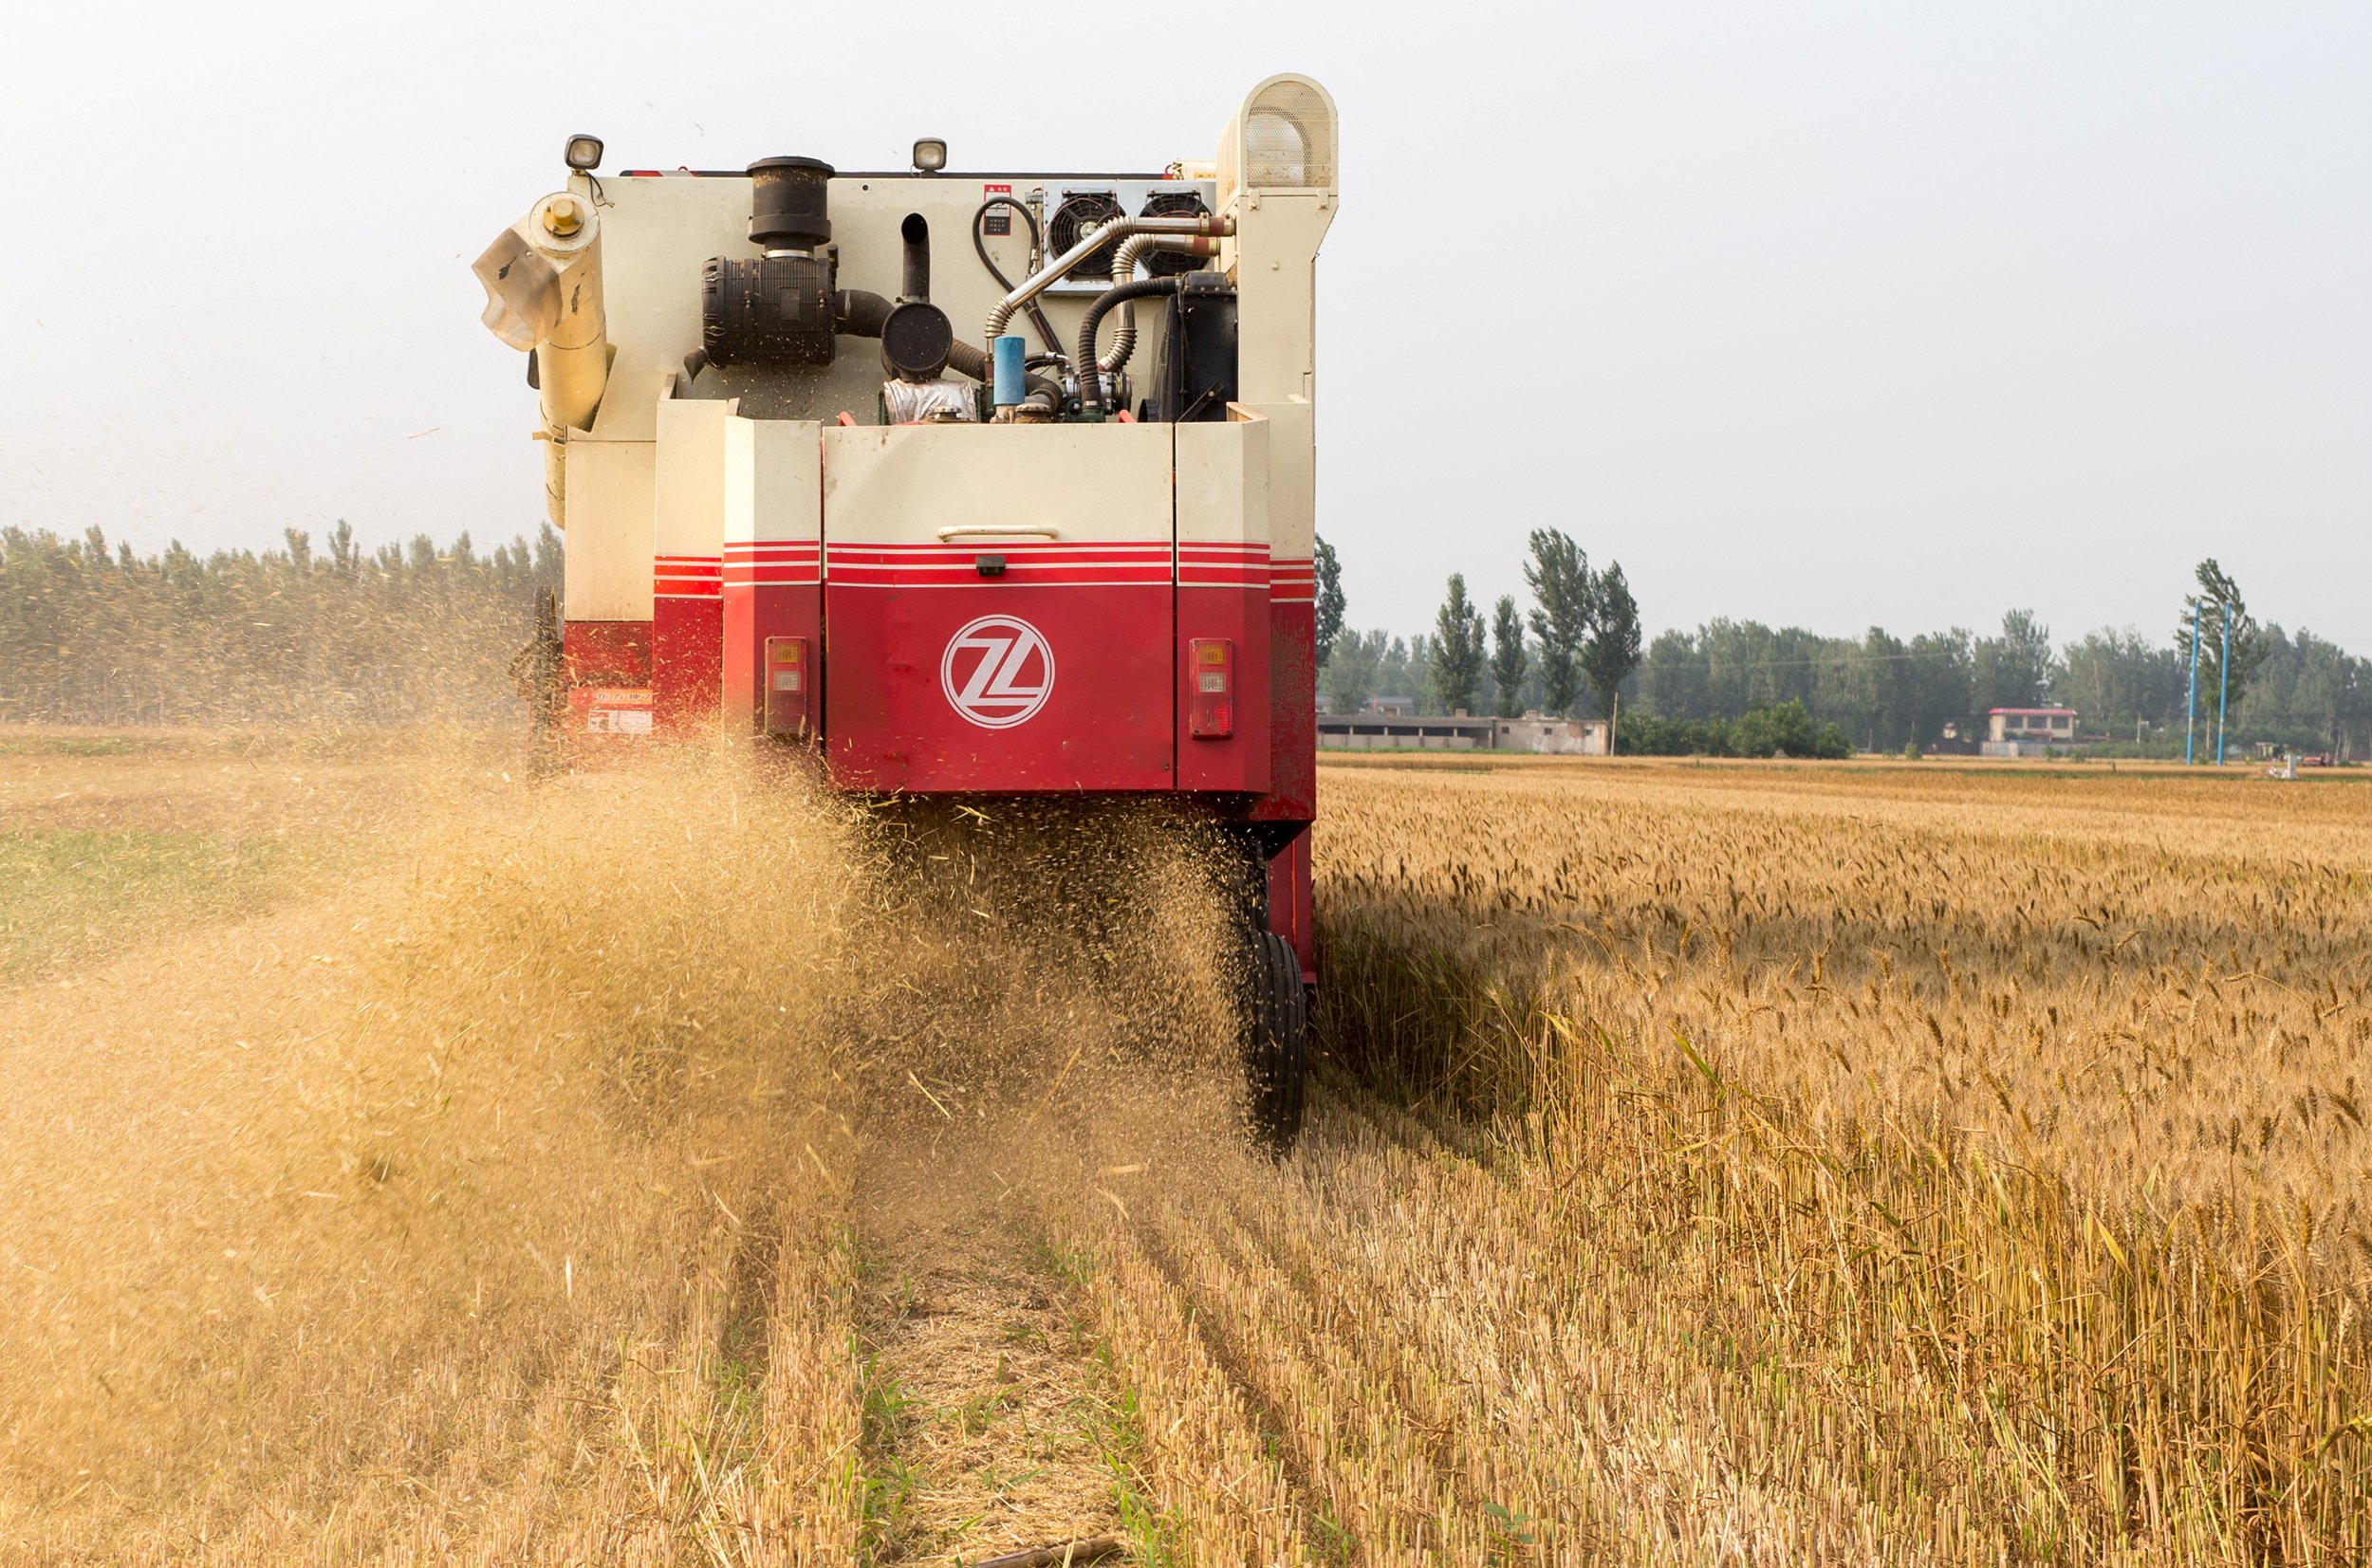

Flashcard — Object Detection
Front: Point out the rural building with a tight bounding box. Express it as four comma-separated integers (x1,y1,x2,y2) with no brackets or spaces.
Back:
1984,707,2077,758
1318,711,1608,754
1492,714,1608,754
1317,693,1412,717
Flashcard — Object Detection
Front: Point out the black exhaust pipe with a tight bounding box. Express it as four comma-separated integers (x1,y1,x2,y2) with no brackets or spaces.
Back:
900,212,930,303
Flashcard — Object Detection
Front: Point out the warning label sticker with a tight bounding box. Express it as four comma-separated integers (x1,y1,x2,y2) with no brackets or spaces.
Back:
569,686,654,736
982,182,1011,236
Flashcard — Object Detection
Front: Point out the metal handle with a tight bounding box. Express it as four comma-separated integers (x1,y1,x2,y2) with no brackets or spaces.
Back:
935,525,1060,542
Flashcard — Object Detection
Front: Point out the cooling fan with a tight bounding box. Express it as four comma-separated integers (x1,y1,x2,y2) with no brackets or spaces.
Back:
1137,192,1214,276
1048,191,1126,278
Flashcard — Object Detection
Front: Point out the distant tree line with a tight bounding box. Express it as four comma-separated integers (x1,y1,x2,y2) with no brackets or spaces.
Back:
1317,551,2372,759
14,519,2362,762
1619,700,1852,760
0,523,560,728
1635,612,2054,752
1313,529,1646,726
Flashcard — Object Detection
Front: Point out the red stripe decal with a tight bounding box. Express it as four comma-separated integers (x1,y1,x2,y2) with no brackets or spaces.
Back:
656,549,724,598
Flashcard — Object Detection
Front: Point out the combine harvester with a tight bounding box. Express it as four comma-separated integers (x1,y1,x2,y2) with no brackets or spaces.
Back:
473,78,1337,1146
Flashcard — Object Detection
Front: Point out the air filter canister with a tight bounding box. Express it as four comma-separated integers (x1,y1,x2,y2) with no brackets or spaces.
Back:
747,156,833,251
701,253,835,367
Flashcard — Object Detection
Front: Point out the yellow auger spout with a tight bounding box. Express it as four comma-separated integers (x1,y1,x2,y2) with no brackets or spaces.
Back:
473,191,610,527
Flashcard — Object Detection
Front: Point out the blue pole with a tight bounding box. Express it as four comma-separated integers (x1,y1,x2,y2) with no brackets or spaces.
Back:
2185,600,2200,766
2216,605,2232,766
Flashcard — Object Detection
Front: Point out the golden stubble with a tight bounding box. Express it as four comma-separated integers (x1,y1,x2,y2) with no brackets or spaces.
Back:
0,738,1270,1564
14,738,2367,1564
1308,758,2372,1561
0,746,886,1559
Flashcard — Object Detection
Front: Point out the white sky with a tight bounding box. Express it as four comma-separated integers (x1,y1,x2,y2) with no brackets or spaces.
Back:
3,3,2365,647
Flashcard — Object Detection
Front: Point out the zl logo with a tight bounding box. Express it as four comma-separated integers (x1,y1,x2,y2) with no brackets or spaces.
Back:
940,615,1055,729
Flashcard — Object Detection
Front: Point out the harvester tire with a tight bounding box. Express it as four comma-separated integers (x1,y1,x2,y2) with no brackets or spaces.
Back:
1243,932,1308,1153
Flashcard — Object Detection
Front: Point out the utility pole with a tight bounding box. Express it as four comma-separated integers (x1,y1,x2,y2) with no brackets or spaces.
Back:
2185,599,2201,766
2215,605,2232,766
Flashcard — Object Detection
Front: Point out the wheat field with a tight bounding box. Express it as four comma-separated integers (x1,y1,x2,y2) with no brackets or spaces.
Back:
1,737,2364,1563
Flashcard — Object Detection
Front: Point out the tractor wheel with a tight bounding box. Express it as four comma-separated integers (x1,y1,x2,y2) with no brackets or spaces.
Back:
1242,931,1309,1153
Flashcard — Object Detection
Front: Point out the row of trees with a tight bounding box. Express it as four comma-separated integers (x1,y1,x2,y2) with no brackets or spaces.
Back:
1637,611,2057,750
1620,700,1853,760
0,524,559,727
1313,531,1643,721
12,521,2360,761
1319,553,2372,758
1634,561,2369,755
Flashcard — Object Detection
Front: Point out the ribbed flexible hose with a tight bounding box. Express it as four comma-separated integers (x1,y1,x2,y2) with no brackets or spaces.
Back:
1099,236,1210,374
1075,277,1182,417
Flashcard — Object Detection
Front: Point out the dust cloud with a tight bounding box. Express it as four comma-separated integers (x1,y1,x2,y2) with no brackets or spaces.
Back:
0,737,1255,1559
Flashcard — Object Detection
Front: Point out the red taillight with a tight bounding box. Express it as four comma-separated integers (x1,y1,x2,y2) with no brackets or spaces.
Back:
1188,637,1233,738
764,636,811,737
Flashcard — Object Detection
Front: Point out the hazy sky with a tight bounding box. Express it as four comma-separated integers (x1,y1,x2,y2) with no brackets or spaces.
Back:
4,3,2364,648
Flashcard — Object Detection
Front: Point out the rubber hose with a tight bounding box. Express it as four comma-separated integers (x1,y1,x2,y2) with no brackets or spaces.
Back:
832,289,894,337
1075,278,1180,416
972,198,1064,357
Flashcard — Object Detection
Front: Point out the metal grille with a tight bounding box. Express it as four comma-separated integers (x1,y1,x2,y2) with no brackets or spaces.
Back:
1138,192,1213,276
1244,80,1336,189
1048,191,1125,278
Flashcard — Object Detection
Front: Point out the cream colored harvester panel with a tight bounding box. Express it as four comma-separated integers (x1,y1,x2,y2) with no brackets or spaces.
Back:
1229,194,1334,407
654,397,731,560
561,440,654,620
724,416,823,544
1177,415,1269,546
821,424,1173,545
1236,400,1314,561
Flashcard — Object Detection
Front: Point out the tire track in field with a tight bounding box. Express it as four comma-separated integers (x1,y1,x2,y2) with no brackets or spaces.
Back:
847,1187,1124,1564
840,1064,1879,1565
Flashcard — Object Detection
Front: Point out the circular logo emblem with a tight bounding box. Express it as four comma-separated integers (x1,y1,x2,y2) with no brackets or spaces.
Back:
940,614,1055,729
